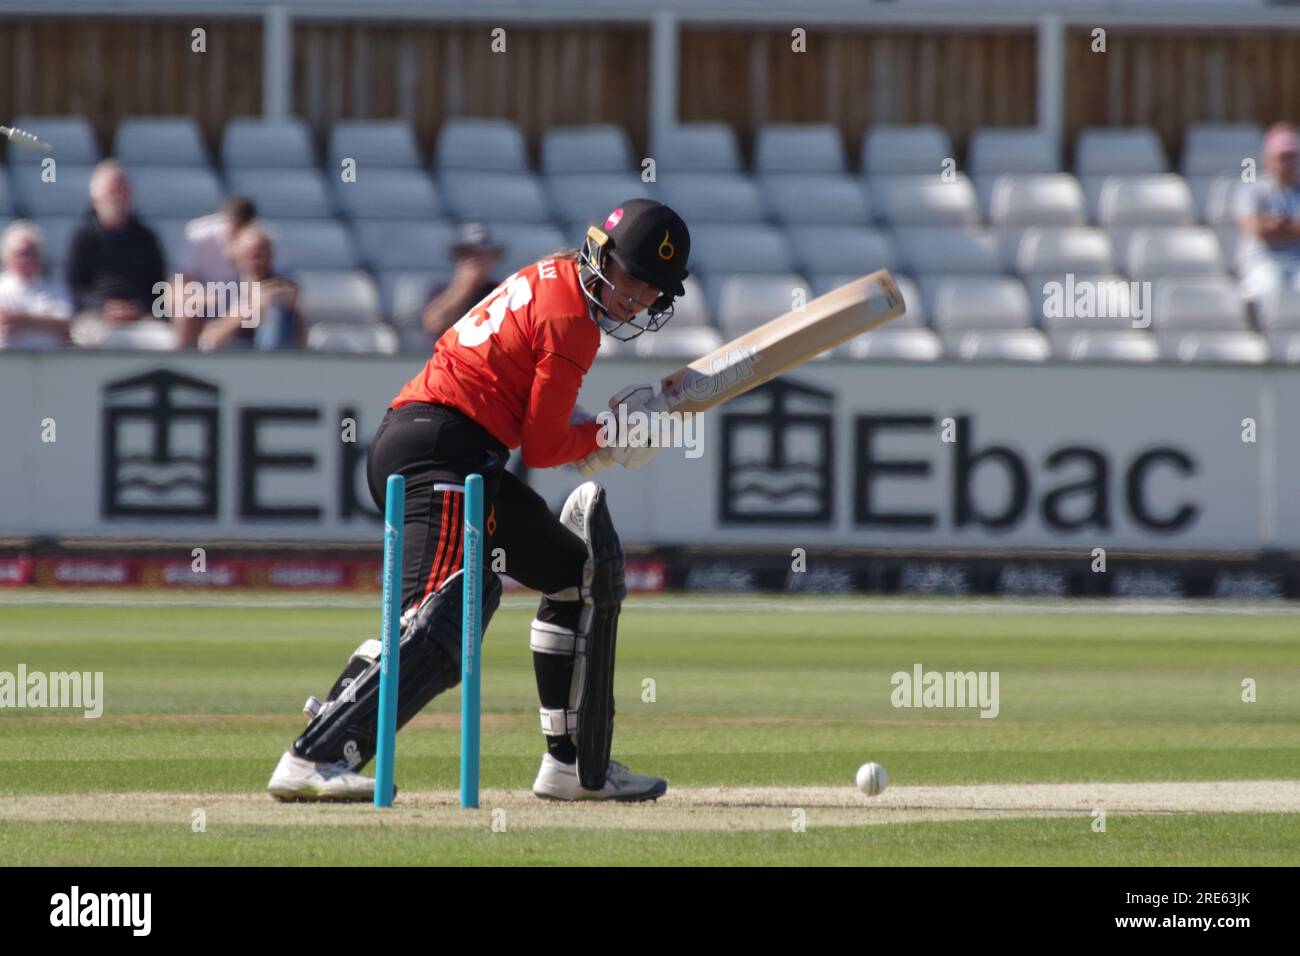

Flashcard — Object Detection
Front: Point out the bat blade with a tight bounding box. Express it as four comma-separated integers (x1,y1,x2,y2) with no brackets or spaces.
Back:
659,269,905,414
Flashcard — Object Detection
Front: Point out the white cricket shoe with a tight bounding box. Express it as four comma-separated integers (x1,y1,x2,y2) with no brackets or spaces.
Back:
532,752,667,802
267,750,379,803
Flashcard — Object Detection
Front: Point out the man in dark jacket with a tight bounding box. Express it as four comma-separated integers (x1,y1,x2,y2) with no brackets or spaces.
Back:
65,160,166,324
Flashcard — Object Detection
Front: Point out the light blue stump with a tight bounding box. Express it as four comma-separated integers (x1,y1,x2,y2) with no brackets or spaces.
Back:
374,473,405,808
460,473,484,809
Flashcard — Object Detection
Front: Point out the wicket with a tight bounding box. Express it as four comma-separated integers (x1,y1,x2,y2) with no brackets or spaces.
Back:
460,473,485,809
374,473,405,808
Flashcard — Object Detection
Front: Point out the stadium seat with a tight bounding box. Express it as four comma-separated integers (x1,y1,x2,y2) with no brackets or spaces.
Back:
1151,276,1248,330
810,273,924,328
1050,329,1159,363
1125,227,1226,278
1181,123,1262,178
945,328,1051,361
352,220,457,271
664,275,712,329
10,164,93,217
328,119,423,170
8,117,99,166
1012,226,1116,275
31,217,81,272
1158,330,1269,364
332,169,442,220
861,125,953,176
761,174,871,225
1198,175,1248,225
379,270,443,326
434,118,530,173
74,318,176,350
222,118,317,168
786,225,898,276
1075,127,1169,175
0,168,13,216
129,167,222,219
493,222,567,274
1268,332,1300,363
438,171,551,222
894,227,1001,276
634,325,724,358
754,123,847,174
113,117,210,167
870,175,980,226
225,169,335,219
656,173,766,222
1214,224,1244,274
687,224,793,274
840,327,942,361
1029,273,1140,330
967,127,1060,175
924,276,1032,330
306,322,399,355
653,123,742,173
709,273,811,338
1095,175,1196,227
261,219,358,271
295,270,382,325
145,217,192,271
546,172,650,227
984,173,1086,227
1255,284,1300,331
541,124,634,174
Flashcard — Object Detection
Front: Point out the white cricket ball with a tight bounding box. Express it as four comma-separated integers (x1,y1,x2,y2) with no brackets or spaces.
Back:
855,762,888,797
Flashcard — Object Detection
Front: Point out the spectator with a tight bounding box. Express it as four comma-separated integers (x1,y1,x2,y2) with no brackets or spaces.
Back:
421,222,504,341
172,195,258,349
198,226,304,351
1237,122,1300,303
0,221,73,350
65,160,166,324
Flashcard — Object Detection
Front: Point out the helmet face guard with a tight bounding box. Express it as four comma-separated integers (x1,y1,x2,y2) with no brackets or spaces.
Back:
578,227,676,342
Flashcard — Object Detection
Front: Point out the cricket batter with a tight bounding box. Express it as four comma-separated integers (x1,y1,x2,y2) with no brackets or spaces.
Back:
268,199,690,802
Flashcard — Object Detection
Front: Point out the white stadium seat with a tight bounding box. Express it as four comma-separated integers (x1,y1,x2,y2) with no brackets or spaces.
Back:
352,220,458,271
1150,277,1248,330
1013,226,1115,275
841,327,942,361
332,170,442,220
32,217,81,270
665,275,712,329
74,318,176,350
1029,273,1138,330
261,219,358,271
114,117,210,167
542,124,634,174
145,217,192,271
546,173,650,227
945,328,1051,361
785,225,897,275
8,116,99,166
329,120,423,170
1200,175,1248,225
494,222,567,274
1051,329,1159,363
754,123,847,174
1158,330,1269,364
688,224,793,274
634,326,724,358
1096,175,1196,227
894,227,1001,276
10,164,93,216
1075,127,1168,175
984,173,1086,227
435,118,530,173
1181,123,1262,177
1268,332,1300,363
225,169,335,218
653,123,742,173
870,175,980,226
761,174,871,225
438,171,551,222
655,173,766,222
295,270,382,325
967,127,1060,175
924,276,1032,330
861,125,953,176
1255,284,1300,331
710,273,811,338
306,322,399,354
222,118,317,169
379,270,443,326
1125,227,1226,278
130,167,223,219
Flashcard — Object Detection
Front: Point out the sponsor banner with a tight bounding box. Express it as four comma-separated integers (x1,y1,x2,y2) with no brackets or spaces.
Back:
1,352,1296,550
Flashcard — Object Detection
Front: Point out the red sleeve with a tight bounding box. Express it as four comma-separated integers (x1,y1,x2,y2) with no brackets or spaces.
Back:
521,350,601,467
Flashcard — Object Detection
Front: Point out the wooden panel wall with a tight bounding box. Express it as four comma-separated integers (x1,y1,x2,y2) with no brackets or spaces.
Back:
0,18,262,157
1066,29,1300,159
293,22,650,160
681,28,1038,161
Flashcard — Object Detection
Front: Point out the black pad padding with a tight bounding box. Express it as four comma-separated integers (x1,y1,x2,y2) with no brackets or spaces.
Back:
576,487,626,790
294,570,502,767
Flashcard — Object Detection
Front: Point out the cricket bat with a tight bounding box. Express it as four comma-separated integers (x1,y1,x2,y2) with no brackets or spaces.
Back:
659,270,905,414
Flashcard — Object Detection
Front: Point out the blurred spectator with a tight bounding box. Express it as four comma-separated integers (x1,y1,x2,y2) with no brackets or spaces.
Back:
0,221,73,349
198,226,304,351
422,222,504,341
172,195,258,348
1237,123,1300,302
65,160,166,324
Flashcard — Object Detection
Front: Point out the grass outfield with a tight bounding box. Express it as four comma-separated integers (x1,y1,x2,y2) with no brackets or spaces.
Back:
1,592,1298,865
